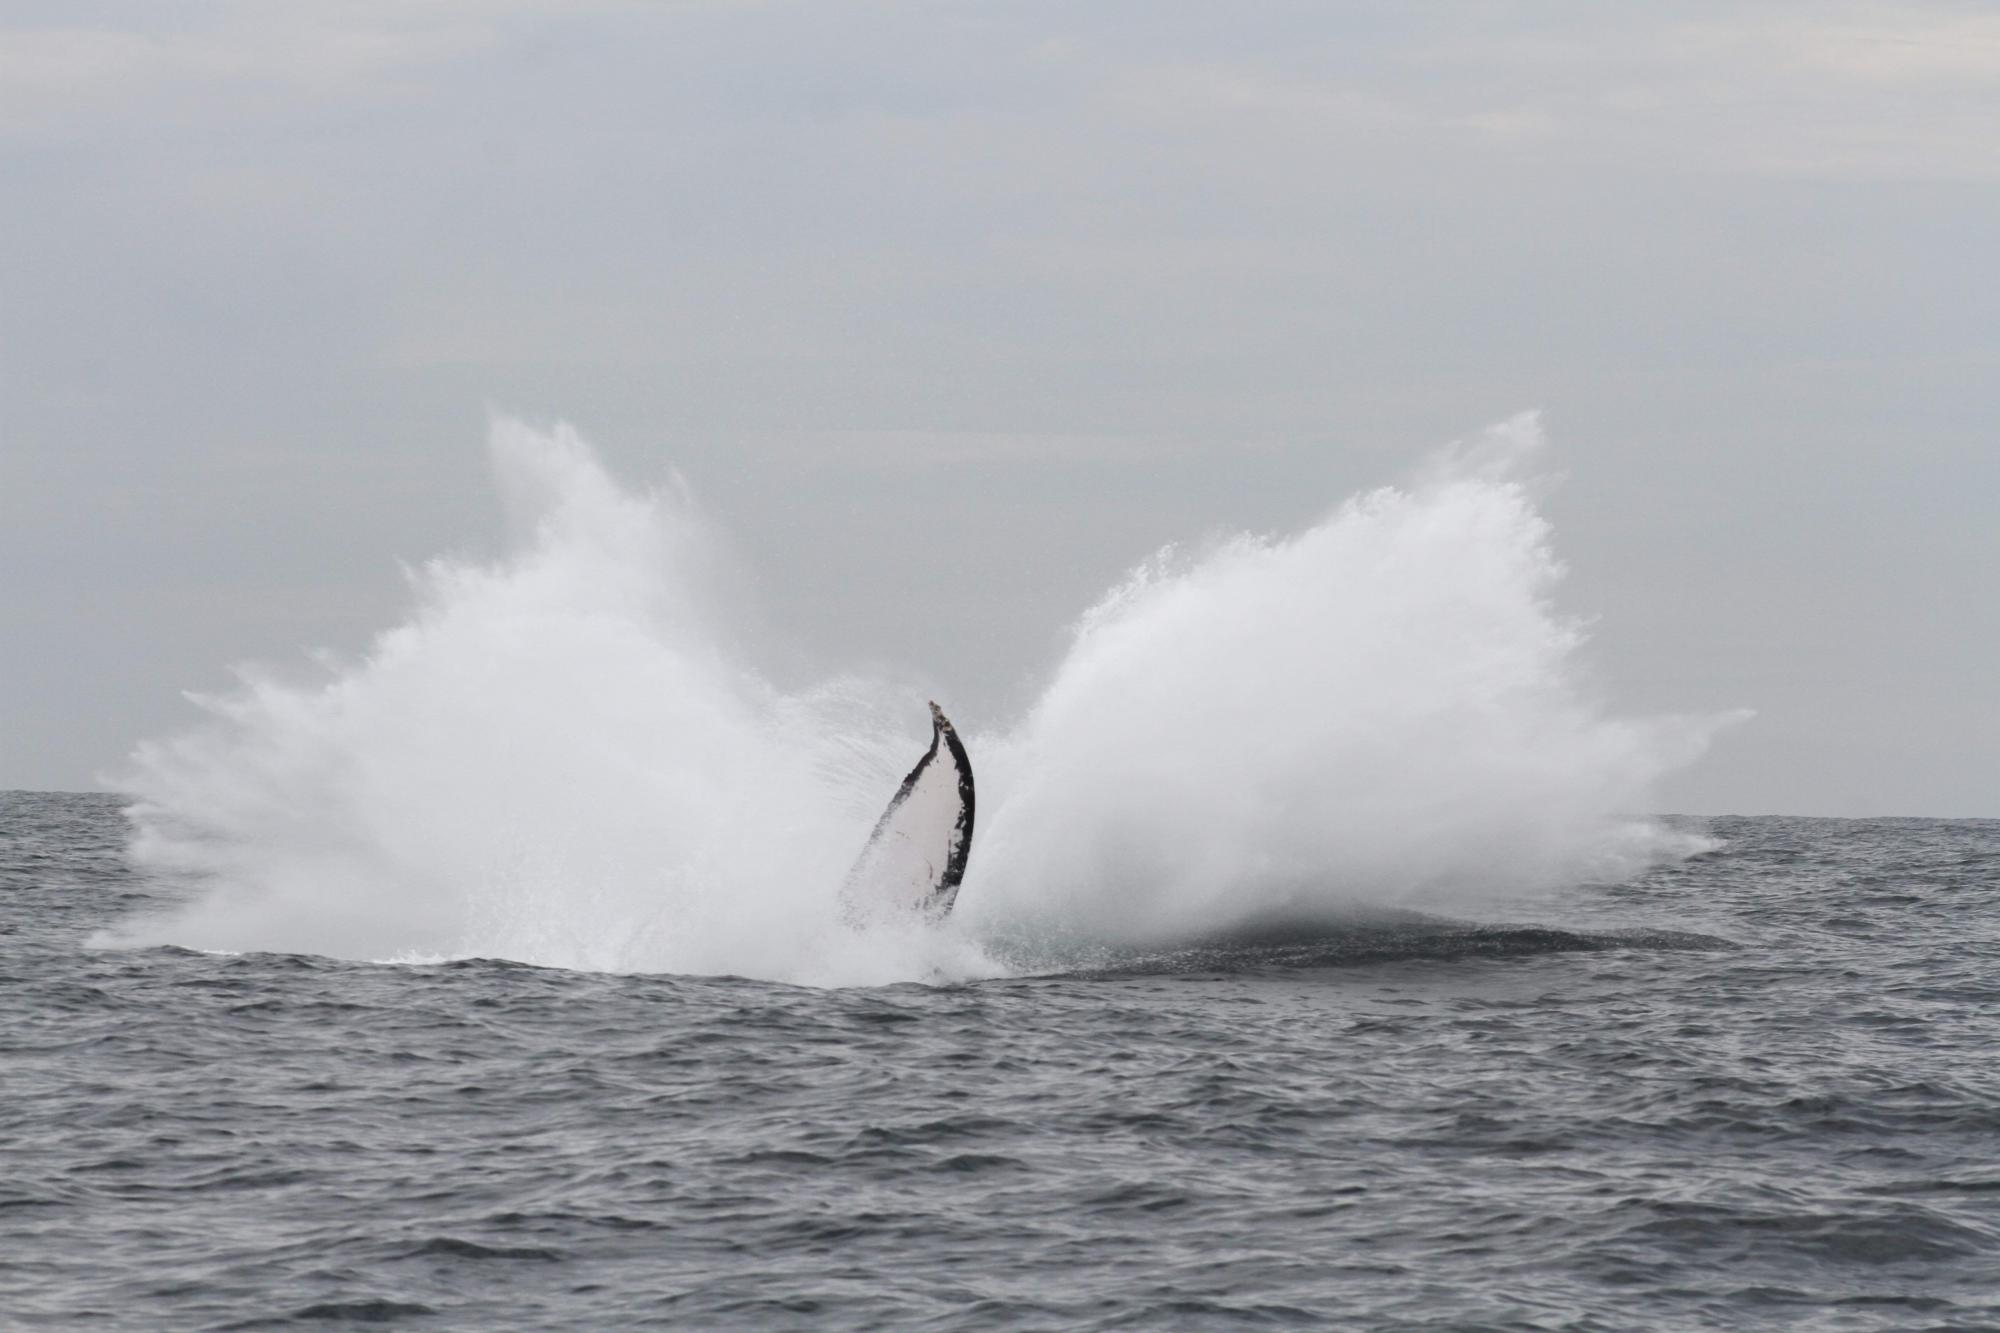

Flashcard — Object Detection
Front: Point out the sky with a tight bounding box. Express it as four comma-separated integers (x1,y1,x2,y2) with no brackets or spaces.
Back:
2,0,1995,814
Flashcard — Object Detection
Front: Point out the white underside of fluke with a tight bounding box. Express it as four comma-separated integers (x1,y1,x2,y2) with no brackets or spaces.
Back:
840,703,974,924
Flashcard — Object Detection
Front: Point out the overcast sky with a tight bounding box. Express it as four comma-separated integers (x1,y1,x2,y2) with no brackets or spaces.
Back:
4,1,1996,814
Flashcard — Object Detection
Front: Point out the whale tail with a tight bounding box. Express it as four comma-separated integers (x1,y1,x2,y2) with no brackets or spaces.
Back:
840,702,975,924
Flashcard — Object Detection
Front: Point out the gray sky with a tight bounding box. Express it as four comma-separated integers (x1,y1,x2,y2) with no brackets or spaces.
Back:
3,0,1996,814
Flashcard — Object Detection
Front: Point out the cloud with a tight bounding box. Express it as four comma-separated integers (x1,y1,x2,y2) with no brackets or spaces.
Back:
738,430,1179,469
0,6,506,142
1749,10,2000,83
1094,3,2000,183
1424,4,2000,181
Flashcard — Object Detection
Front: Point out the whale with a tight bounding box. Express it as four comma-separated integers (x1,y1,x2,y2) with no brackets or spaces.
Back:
840,701,974,924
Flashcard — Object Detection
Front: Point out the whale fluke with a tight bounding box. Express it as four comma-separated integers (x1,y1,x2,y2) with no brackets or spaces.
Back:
840,702,975,924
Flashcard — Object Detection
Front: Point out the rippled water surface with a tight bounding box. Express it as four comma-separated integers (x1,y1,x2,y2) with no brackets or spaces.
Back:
6,792,1999,1330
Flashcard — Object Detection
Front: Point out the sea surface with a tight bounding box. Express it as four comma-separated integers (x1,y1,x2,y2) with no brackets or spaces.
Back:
5,790,1999,1330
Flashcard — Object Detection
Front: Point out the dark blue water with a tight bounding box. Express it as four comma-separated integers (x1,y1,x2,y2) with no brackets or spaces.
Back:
6,791,1998,1329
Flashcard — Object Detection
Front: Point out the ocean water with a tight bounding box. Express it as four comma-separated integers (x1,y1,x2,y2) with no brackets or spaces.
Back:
6,790,1998,1330
11,417,1994,1326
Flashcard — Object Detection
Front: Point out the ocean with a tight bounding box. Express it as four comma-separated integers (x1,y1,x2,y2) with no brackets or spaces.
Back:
6,790,1997,1330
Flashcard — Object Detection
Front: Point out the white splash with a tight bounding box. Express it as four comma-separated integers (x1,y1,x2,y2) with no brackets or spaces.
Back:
108,414,1735,983
965,415,1723,946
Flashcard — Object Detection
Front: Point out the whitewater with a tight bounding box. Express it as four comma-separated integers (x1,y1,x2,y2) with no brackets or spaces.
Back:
108,415,1726,984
